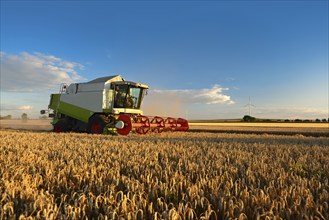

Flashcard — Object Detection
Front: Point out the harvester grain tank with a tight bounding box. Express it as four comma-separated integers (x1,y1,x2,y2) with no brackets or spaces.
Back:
41,75,189,135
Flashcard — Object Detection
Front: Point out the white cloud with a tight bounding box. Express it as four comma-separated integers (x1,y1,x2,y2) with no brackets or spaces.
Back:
0,51,85,92
0,104,35,118
0,104,32,111
0,103,33,112
18,105,33,110
152,84,234,105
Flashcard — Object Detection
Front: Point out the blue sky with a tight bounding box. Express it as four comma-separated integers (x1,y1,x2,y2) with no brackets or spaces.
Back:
1,0,328,119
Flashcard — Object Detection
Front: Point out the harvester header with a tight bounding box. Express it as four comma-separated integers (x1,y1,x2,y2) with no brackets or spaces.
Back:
41,75,189,135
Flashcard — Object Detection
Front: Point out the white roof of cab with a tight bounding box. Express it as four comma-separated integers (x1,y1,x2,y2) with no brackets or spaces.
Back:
87,75,124,84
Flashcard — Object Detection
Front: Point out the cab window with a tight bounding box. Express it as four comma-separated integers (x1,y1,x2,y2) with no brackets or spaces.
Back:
113,84,143,109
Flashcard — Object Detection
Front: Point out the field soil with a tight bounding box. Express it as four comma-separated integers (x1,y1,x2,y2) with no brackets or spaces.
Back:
0,119,53,131
189,122,329,128
189,122,329,137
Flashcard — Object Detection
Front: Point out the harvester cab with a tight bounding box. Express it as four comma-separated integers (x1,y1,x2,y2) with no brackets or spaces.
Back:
111,81,148,111
41,75,189,135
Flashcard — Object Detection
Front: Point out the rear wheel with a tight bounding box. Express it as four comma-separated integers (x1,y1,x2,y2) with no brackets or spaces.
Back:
53,119,69,133
88,115,106,134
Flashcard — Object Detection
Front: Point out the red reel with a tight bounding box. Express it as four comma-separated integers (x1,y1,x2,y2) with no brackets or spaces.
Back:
116,114,189,135
117,114,132,135
134,116,150,134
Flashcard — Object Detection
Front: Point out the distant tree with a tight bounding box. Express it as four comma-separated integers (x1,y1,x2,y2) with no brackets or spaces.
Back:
21,113,28,122
322,118,327,122
315,119,321,122
39,115,48,120
284,119,290,122
294,119,302,122
243,115,256,122
2,115,12,119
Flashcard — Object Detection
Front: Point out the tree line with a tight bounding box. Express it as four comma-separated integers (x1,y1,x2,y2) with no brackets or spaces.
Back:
242,115,328,123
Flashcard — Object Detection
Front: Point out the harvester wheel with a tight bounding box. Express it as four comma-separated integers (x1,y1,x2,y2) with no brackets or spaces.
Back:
88,115,106,134
53,119,69,133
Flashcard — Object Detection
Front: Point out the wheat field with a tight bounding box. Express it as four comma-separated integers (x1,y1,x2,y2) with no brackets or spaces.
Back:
0,129,328,219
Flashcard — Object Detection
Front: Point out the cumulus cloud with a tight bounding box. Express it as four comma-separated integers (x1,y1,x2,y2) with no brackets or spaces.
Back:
152,85,234,105
0,51,85,92
0,104,34,118
0,104,32,111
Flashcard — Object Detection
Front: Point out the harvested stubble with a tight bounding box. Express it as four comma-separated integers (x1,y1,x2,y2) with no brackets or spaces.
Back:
0,130,328,219
189,123,329,138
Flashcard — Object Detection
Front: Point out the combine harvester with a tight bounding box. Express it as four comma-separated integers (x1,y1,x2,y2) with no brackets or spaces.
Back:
41,75,189,135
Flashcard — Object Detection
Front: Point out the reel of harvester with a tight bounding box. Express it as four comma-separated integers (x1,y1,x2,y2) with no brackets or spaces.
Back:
116,114,189,135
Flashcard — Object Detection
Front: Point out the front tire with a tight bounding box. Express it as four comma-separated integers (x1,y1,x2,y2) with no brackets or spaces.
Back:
87,115,106,134
53,119,69,133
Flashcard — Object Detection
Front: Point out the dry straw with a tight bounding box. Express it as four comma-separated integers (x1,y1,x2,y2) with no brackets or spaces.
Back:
0,130,328,219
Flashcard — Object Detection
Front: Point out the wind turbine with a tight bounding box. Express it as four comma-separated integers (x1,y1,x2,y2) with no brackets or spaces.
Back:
244,96,256,116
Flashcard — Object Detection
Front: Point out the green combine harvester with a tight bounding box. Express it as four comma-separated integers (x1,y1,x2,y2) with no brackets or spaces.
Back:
41,75,189,135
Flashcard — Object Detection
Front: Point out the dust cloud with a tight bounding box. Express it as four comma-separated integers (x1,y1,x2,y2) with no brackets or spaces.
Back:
142,91,186,118
0,119,53,131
